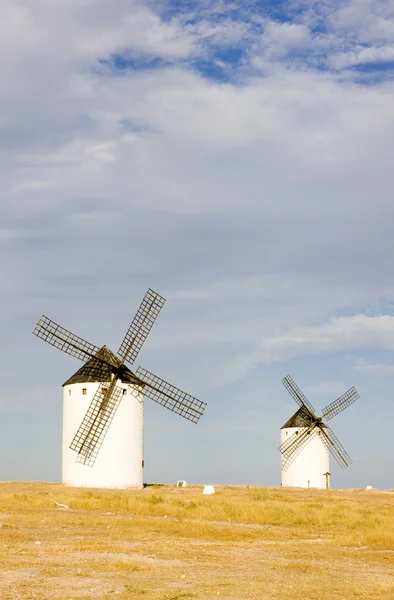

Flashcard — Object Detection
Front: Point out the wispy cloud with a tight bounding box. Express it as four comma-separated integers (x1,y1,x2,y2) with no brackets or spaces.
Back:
259,315,394,363
352,357,394,375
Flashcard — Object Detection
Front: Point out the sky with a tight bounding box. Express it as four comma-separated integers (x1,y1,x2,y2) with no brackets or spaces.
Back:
1,0,394,489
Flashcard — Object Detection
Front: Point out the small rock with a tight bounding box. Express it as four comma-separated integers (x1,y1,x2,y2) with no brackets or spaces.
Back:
17,568,40,576
54,502,70,510
34,541,41,545
181,574,186,579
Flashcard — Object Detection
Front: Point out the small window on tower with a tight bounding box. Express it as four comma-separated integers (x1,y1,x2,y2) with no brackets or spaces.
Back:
122,389,127,395
68,390,71,396
82,388,87,395
295,430,298,435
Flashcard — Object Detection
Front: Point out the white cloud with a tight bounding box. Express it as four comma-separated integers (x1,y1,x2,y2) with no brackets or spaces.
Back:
4,63,393,224
0,1,199,67
246,0,394,73
331,0,394,43
134,272,394,390
329,44,394,69
352,357,394,375
259,315,394,363
201,314,394,389
193,17,253,46
263,20,310,52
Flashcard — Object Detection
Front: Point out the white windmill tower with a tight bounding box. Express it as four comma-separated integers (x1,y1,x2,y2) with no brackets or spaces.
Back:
279,375,359,489
33,289,207,490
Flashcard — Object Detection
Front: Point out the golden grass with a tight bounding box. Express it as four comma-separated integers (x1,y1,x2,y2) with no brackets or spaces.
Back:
1,482,394,599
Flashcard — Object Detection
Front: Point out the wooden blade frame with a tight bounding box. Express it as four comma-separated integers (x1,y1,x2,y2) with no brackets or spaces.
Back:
320,425,352,469
118,289,166,366
70,381,124,467
280,425,318,471
322,387,360,421
33,315,101,363
280,423,314,457
282,375,317,416
136,366,206,424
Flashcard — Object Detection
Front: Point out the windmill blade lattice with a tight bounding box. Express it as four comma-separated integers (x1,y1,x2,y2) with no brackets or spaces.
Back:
282,427,319,471
136,366,206,424
279,423,315,458
70,382,125,466
118,289,166,366
33,315,101,364
322,387,360,421
282,375,316,416
320,425,352,469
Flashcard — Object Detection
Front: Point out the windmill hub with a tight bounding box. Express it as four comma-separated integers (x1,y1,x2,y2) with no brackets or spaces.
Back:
116,364,131,379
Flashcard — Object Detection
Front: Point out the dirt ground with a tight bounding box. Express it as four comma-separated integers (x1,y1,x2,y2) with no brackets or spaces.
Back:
1,482,394,600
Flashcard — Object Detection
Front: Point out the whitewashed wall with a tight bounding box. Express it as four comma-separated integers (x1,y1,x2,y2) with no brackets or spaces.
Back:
62,381,144,489
280,426,330,489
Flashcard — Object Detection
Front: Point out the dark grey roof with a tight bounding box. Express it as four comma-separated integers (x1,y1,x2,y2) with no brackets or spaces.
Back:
281,407,327,429
62,346,140,386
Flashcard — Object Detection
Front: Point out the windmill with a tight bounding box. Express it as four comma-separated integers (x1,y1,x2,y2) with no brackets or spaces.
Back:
279,375,359,489
33,288,207,489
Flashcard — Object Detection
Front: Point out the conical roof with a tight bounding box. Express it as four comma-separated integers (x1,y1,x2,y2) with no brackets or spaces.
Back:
281,406,326,429
62,345,140,386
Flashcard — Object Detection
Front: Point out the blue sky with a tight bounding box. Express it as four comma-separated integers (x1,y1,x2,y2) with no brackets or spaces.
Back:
1,0,394,489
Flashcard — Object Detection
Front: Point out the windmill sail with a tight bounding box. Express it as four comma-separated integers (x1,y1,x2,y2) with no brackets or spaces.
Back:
70,382,125,467
33,315,101,363
280,423,315,459
118,288,166,366
136,366,206,424
281,427,319,470
321,387,360,421
282,375,317,416
320,425,352,469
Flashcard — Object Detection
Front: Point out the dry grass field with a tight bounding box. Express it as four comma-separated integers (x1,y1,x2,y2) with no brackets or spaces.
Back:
1,482,394,599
